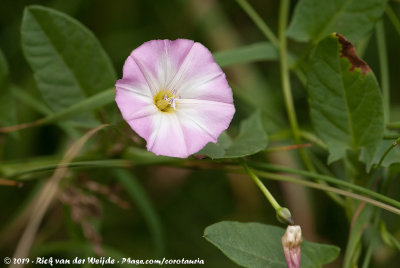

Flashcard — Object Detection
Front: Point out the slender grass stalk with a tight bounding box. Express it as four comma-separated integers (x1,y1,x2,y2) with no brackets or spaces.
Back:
6,160,132,179
254,171,400,216
376,20,390,125
247,161,400,210
386,5,400,37
10,125,109,266
235,0,279,47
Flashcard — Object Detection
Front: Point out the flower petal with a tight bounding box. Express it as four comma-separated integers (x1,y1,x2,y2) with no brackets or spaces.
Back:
143,98,235,158
130,39,195,93
168,42,233,104
146,113,189,158
115,87,156,139
175,98,235,154
116,39,236,158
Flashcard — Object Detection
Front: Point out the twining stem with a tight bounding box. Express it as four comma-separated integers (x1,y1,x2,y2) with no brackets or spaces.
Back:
278,0,298,143
248,161,400,210
278,0,315,174
255,171,400,216
376,20,390,125
276,0,343,204
241,160,293,225
4,157,400,216
235,0,279,47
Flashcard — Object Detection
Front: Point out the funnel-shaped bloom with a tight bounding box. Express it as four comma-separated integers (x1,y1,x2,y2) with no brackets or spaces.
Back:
115,39,235,158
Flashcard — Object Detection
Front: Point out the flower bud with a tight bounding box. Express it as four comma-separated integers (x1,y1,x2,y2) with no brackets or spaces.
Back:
276,207,294,225
281,225,302,268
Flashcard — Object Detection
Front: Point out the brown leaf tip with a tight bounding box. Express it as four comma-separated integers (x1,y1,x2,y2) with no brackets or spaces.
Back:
335,33,371,75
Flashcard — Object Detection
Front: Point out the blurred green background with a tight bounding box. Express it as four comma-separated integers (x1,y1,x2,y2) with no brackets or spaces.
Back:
1,0,400,267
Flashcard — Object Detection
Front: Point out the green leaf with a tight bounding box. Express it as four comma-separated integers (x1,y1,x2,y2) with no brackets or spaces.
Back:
21,5,116,121
204,221,340,268
213,42,278,67
0,88,115,133
307,34,384,169
39,88,115,126
0,50,17,129
287,0,388,43
343,205,374,268
198,111,268,159
372,139,400,168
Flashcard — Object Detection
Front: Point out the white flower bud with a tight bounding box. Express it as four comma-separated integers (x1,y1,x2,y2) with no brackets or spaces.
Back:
281,225,302,268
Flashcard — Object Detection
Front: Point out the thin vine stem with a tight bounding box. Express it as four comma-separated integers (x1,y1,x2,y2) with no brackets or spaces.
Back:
240,160,293,224
255,171,400,216
241,160,280,210
278,0,315,174
247,161,400,210
376,20,390,125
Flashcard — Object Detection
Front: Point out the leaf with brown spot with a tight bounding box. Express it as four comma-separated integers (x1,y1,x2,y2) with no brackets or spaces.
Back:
307,34,384,171
336,33,371,75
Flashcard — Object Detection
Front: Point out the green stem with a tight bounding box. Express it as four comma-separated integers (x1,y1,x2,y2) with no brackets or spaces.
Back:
299,130,328,150
235,0,307,88
235,0,279,47
241,160,293,224
13,87,80,138
386,5,400,37
278,0,315,172
5,160,132,179
247,161,400,210
387,121,400,129
255,171,400,216
278,0,298,143
376,20,390,125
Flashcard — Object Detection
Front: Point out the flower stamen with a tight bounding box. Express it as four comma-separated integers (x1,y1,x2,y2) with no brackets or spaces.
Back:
154,89,178,112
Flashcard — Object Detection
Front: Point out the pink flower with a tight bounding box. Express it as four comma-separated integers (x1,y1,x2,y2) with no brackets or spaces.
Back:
115,39,235,158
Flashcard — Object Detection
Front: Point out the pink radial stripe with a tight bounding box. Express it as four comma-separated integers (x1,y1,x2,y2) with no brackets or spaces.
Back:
178,73,233,103
115,88,155,138
115,39,235,158
176,99,235,141
118,55,153,96
146,113,189,158
115,80,153,99
131,39,195,91
167,43,231,100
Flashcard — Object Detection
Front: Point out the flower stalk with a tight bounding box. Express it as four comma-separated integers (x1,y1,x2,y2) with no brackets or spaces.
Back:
241,160,293,225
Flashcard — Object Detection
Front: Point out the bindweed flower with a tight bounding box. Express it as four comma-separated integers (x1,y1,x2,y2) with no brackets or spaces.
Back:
115,39,235,158
281,225,302,268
